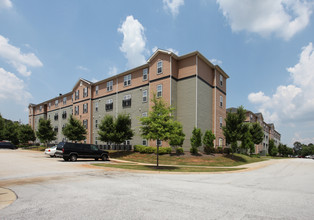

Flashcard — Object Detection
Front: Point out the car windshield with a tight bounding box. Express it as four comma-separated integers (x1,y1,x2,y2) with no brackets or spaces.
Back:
56,142,65,150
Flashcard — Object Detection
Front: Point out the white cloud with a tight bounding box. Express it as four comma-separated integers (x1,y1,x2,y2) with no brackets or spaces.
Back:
0,35,43,76
91,77,98,83
163,0,184,17
76,65,89,72
248,42,314,143
0,0,12,9
118,15,147,69
0,67,32,104
108,66,118,76
217,0,313,40
210,58,222,65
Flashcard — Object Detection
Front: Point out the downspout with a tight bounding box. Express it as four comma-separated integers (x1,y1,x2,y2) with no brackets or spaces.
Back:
195,55,198,128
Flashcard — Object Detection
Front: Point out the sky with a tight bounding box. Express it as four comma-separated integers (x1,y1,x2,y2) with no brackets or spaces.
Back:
0,0,313,146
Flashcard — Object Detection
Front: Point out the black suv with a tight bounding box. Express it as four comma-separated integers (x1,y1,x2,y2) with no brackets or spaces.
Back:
0,141,17,149
55,142,109,162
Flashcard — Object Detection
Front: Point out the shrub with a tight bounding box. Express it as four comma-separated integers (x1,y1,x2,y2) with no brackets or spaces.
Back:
134,145,171,155
144,146,155,154
223,147,231,155
215,147,223,154
176,147,184,155
204,146,215,154
157,147,172,155
190,146,198,154
134,145,146,152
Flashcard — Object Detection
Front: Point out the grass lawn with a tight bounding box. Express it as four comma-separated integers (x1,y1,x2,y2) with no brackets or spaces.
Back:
109,151,272,167
94,163,245,172
20,145,46,151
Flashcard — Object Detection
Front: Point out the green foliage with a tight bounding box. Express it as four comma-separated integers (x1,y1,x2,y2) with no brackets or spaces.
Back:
176,147,184,155
278,144,292,157
223,106,246,153
0,114,4,141
36,118,56,146
293,141,302,155
3,120,20,145
98,115,115,144
300,144,314,157
190,127,202,154
240,123,255,154
215,147,223,154
18,124,36,144
250,122,264,145
223,148,231,154
169,121,185,147
62,115,87,142
268,139,277,156
133,145,171,155
203,130,215,154
190,146,198,154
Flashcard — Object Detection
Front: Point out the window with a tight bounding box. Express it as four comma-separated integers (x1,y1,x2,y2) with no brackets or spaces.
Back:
55,100,58,107
95,86,99,95
54,113,58,121
157,60,163,74
71,94,73,102
142,112,147,117
220,74,223,86
142,139,147,146
62,124,65,130
95,137,98,145
220,116,223,128
157,84,162,98
106,99,113,111
75,106,79,115
142,90,147,102
125,140,130,145
124,74,131,86
54,126,58,132
156,139,162,146
63,97,67,105
95,120,98,128
83,103,88,113
220,96,223,107
75,90,79,100
39,106,42,112
219,138,223,147
83,120,88,129
62,111,67,119
95,102,98,112
107,80,113,91
143,68,148,81
83,87,88,98
122,95,131,108
48,103,51,109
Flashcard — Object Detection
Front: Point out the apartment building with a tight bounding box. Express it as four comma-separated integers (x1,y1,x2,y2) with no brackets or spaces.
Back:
226,108,281,154
29,49,229,151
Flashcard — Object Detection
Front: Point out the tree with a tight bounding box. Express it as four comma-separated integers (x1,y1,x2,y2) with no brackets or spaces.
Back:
293,141,302,155
112,114,134,145
3,120,20,145
268,139,277,156
240,123,255,154
203,130,215,154
62,115,87,143
278,144,289,157
190,127,202,154
140,95,175,167
223,106,246,153
18,124,36,145
98,115,115,145
169,121,185,148
36,118,56,146
0,114,5,141
250,122,264,145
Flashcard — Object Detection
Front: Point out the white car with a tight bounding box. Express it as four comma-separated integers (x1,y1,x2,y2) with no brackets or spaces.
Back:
45,146,57,157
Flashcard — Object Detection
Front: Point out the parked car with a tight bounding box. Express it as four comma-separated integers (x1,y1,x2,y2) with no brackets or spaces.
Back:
55,142,109,162
45,145,57,157
0,141,17,149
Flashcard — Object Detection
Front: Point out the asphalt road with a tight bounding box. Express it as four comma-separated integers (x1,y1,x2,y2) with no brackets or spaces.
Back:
0,149,314,220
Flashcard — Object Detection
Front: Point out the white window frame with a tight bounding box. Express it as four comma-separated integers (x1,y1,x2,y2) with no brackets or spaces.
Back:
75,106,79,115
123,94,131,100
124,74,131,87
106,99,113,104
219,138,223,147
95,119,98,128
219,116,223,128
143,68,148,81
157,60,163,74
156,139,162,146
107,80,113,91
48,102,51,109
220,74,223,86
220,96,223,107
142,139,147,146
39,106,42,112
63,97,67,105
83,87,88,98
142,89,147,102
142,112,147,117
95,85,99,95
157,84,162,98
55,100,58,107
83,103,88,113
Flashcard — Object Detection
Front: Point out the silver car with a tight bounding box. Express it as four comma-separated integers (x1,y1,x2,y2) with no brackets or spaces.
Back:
45,146,57,157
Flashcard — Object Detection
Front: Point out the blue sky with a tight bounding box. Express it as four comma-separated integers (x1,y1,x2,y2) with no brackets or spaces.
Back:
0,0,313,146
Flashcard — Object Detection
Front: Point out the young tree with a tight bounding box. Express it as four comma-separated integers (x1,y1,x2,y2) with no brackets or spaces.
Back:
268,139,277,156
190,127,202,154
293,141,302,155
169,121,185,148
98,115,115,146
250,122,264,146
36,118,56,146
0,114,5,141
62,115,87,143
140,95,175,167
18,124,36,145
240,123,255,154
3,120,20,145
203,130,215,154
112,114,134,145
223,106,246,153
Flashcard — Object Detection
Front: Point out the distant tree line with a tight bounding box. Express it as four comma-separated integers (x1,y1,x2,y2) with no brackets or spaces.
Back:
293,141,314,157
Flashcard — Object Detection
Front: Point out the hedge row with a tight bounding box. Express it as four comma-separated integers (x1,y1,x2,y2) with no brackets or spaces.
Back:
134,145,172,155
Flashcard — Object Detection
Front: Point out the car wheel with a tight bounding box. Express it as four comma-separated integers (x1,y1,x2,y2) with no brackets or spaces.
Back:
50,155,54,158
70,154,77,162
63,157,68,161
95,158,99,161
102,154,108,161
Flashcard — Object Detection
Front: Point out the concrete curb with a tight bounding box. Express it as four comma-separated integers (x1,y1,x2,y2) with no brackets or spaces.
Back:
0,188,17,210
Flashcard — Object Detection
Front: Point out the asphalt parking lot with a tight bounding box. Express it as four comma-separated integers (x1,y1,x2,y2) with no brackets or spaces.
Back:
1,149,314,220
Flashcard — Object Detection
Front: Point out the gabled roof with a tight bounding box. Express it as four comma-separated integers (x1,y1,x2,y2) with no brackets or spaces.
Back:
72,78,93,90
